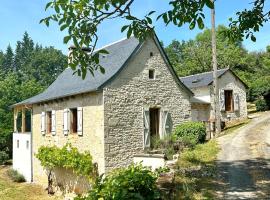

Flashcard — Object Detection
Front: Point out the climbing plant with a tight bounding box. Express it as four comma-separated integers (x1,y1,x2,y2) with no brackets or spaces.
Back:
36,143,97,194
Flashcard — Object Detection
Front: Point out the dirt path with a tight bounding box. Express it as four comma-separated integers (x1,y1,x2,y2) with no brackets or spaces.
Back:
216,112,270,199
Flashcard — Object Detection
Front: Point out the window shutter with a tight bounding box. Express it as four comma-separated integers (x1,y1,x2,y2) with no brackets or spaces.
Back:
63,109,69,135
219,90,225,111
77,107,83,136
51,110,56,135
234,93,240,111
143,109,150,148
161,110,167,138
41,112,46,135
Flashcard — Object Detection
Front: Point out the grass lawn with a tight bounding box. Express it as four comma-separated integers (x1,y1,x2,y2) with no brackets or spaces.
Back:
0,166,60,200
174,140,220,199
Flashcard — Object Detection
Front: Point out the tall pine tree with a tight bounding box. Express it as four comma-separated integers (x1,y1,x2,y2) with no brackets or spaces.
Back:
2,45,14,73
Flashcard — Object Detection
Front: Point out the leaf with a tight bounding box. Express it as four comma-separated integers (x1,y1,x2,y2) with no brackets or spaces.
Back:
205,0,214,9
126,15,136,20
99,66,105,74
148,11,156,16
189,21,196,30
121,25,129,33
60,24,68,31
197,17,204,29
45,2,53,10
162,13,168,23
127,27,132,38
146,17,152,24
99,49,109,54
63,36,71,44
251,35,256,42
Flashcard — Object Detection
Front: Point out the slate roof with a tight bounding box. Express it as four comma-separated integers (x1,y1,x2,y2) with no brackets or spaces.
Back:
180,68,229,89
14,35,193,107
14,37,141,106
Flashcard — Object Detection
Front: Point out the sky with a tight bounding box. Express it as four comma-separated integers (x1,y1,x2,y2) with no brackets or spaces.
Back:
0,0,270,55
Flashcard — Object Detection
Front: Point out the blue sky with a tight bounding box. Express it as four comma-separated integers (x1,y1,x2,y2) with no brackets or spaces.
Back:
0,0,270,55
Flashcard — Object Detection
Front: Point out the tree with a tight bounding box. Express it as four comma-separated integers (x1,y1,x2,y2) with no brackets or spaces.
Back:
165,26,248,77
211,1,221,135
41,0,269,78
14,32,35,73
227,0,270,42
41,0,214,78
0,32,67,162
2,45,14,73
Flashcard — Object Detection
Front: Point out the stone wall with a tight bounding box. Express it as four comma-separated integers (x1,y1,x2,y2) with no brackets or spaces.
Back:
31,92,105,187
210,71,248,122
103,38,192,172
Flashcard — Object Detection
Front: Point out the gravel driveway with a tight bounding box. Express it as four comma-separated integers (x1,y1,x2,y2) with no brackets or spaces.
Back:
217,112,270,199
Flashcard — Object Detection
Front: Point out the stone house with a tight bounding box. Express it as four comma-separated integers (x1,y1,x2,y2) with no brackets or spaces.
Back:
12,35,193,184
180,68,248,126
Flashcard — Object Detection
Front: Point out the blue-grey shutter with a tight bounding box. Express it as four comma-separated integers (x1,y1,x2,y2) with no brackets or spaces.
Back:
63,109,69,135
234,93,240,111
77,107,83,136
41,112,46,135
143,109,150,148
161,110,170,138
220,90,225,111
51,110,56,135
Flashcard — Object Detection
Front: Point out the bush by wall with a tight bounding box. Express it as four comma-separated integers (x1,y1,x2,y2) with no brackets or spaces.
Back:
0,151,9,165
76,164,161,200
255,99,269,111
36,144,97,194
173,122,206,148
7,169,26,182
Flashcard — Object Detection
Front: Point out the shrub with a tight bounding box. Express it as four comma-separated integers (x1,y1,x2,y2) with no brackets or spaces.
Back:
0,151,9,165
173,122,206,148
36,144,97,194
76,164,161,200
7,169,26,182
150,135,181,160
255,99,269,111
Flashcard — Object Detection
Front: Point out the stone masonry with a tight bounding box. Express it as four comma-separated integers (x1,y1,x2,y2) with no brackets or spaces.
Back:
103,38,192,172
32,92,105,186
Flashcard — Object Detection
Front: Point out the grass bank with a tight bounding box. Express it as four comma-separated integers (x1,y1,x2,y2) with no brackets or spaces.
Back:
174,140,220,199
0,166,59,200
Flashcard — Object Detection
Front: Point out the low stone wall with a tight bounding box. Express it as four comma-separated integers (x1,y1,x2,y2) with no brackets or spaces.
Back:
133,154,166,170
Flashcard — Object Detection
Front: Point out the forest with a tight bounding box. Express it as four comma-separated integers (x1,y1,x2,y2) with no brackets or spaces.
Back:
0,32,67,163
0,26,270,163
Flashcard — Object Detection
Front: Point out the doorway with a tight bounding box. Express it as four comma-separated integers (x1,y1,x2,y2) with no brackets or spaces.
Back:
149,108,160,138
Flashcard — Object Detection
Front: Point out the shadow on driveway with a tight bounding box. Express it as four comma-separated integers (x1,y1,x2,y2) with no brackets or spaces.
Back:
217,158,270,199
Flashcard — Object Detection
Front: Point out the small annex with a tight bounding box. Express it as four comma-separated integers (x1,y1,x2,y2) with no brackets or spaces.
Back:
180,68,248,127
12,35,193,185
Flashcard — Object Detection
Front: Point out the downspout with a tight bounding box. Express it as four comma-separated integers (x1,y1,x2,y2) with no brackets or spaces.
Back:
30,106,33,182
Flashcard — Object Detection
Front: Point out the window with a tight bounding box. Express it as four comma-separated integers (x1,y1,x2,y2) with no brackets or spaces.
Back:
26,140,29,149
225,90,234,112
70,108,78,134
46,111,52,134
149,69,155,80
150,52,154,57
17,140,19,148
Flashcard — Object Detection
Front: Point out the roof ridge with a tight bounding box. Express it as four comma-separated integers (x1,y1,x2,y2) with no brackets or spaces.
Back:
94,36,134,52
180,68,229,79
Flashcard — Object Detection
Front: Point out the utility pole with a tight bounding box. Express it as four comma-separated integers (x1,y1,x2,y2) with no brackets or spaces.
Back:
211,0,221,136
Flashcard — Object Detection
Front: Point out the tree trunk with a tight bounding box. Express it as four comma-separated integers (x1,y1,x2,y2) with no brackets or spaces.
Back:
211,1,221,136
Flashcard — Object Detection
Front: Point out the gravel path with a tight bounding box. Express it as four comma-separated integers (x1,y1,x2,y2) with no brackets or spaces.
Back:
217,112,270,199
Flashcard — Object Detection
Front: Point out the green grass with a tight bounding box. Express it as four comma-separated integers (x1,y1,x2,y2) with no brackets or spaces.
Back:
221,119,250,136
174,140,220,200
0,166,60,200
